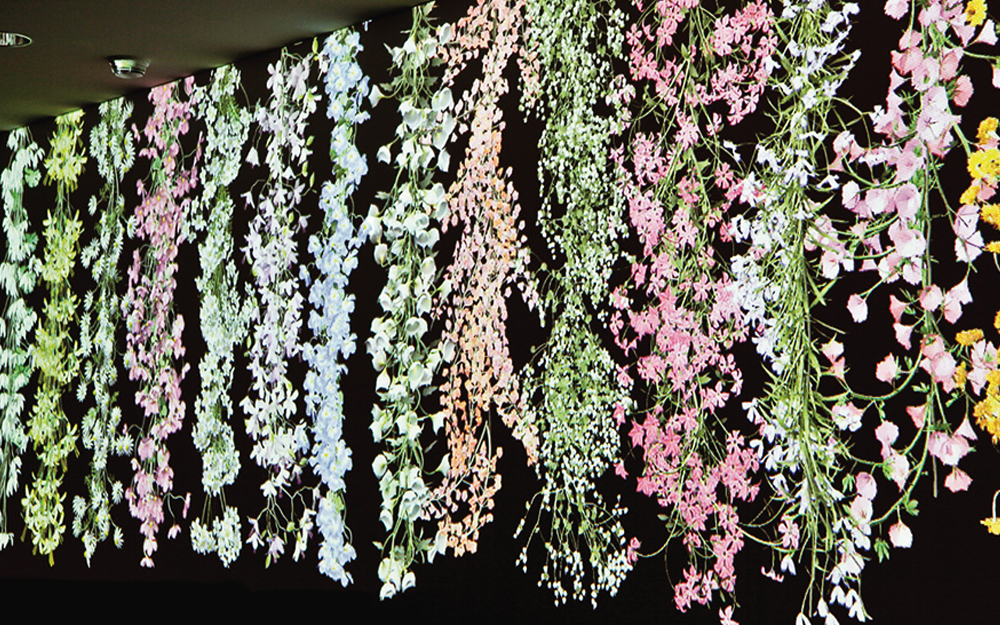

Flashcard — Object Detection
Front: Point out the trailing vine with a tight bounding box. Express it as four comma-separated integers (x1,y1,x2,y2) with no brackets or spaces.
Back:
73,98,135,564
188,65,252,568
301,28,370,584
0,128,43,551
363,3,455,598
241,43,320,566
123,79,199,567
22,110,86,563
513,0,634,607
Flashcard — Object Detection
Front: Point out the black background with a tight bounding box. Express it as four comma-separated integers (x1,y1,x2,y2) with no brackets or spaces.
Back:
2,1,1000,623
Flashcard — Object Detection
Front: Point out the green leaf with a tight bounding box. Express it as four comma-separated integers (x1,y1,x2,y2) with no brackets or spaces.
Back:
874,538,890,563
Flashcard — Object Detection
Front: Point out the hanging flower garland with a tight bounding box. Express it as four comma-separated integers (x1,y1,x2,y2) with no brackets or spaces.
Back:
726,1,866,620
814,3,999,622
123,79,199,567
241,43,320,566
362,3,454,598
300,28,369,584
21,110,86,563
0,128,43,551
964,116,1000,445
609,0,775,618
188,65,252,568
422,0,541,563
73,98,135,564
513,0,634,607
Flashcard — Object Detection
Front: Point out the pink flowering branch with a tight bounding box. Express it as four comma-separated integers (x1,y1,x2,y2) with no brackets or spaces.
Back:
122,79,198,567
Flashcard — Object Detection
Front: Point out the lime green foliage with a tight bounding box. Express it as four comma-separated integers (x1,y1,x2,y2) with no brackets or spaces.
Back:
22,110,86,563
514,0,634,606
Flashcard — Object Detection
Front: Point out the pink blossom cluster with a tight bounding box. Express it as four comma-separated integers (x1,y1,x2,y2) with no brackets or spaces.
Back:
123,78,198,567
626,0,775,130
611,1,775,617
831,0,990,516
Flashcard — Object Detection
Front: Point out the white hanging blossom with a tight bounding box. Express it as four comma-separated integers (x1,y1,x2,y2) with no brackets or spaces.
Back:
301,27,370,585
0,128,43,551
189,64,253,568
242,42,321,566
364,4,455,599
73,97,135,564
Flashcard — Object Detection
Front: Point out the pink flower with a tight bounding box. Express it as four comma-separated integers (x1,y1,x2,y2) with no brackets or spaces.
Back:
920,338,957,392
945,467,972,492
956,418,978,440
889,521,913,548
888,294,908,323
884,0,908,19
953,75,973,106
875,421,899,459
894,323,913,350
876,354,899,383
856,472,877,500
907,404,926,429
887,452,909,490
892,183,921,220
977,21,998,45
928,432,970,466
847,294,868,323
918,285,943,311
719,605,739,625
942,280,972,324
614,461,628,479
821,340,844,363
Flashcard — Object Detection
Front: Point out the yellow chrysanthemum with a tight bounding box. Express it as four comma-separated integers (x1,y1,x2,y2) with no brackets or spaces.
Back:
967,0,988,27
983,204,1000,228
968,148,1000,180
995,310,1000,332
955,362,968,388
983,517,1000,535
988,369,1000,387
988,241,1000,253
962,183,982,205
957,328,985,346
979,117,999,145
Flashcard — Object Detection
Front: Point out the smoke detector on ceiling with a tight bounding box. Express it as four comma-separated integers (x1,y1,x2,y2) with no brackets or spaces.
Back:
0,32,31,48
108,56,149,79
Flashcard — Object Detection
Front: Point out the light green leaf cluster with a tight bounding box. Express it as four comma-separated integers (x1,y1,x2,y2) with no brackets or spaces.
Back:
0,127,43,550
514,0,632,607
190,65,253,567
22,110,86,563
73,97,134,565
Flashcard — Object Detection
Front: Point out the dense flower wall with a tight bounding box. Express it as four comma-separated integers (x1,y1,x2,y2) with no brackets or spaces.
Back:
3,0,1000,623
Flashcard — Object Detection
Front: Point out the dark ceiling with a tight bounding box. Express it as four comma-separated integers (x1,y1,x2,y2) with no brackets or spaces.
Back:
0,0,420,131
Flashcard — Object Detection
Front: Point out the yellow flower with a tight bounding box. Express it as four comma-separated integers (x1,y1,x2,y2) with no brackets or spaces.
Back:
968,148,1000,180
955,362,968,388
961,183,981,205
988,369,1000,387
983,204,1000,228
983,517,1000,535
995,310,1000,332
957,328,985,346
988,241,1000,253
979,117,999,145
967,0,988,27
